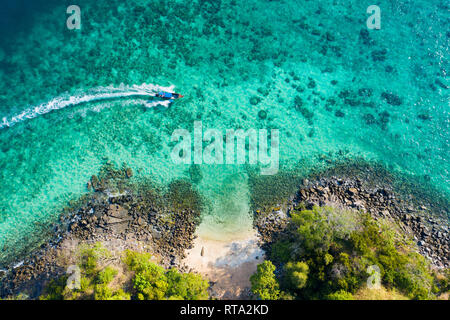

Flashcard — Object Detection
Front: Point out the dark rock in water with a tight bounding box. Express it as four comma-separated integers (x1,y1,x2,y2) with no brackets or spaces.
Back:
372,49,387,62
249,96,261,105
435,79,448,89
344,98,360,107
294,96,303,107
188,165,203,184
1,145,10,153
307,78,316,89
258,110,268,120
334,110,345,118
359,29,372,45
257,87,269,96
125,168,133,178
378,111,390,129
385,65,394,73
321,67,333,74
358,88,373,97
363,113,376,125
296,105,314,125
90,175,101,191
327,98,336,106
417,114,431,121
296,85,305,93
331,46,342,58
330,80,338,85
362,102,376,108
325,32,335,42
338,89,350,99
381,92,402,106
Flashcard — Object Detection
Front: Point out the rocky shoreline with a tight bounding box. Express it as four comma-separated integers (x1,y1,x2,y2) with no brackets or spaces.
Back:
0,164,202,299
1,163,449,299
254,175,449,269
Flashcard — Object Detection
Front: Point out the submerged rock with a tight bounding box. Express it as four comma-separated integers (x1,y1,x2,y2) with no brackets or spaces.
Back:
90,175,101,191
435,79,448,89
372,49,387,62
358,88,373,97
363,113,376,125
418,114,431,121
258,110,267,120
125,168,133,178
307,78,316,89
359,29,372,45
334,110,345,118
381,92,402,106
249,96,261,105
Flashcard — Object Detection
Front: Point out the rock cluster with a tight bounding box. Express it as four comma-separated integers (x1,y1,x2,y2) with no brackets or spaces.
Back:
0,165,201,298
66,192,199,268
255,176,449,269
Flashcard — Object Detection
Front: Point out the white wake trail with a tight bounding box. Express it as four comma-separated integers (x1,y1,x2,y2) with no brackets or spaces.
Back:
0,83,175,129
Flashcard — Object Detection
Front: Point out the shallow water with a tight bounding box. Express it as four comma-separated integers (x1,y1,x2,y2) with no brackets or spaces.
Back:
0,0,448,264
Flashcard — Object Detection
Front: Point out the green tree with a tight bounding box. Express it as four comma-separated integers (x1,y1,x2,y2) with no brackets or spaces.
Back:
79,242,110,276
96,266,118,285
284,261,309,290
327,290,354,300
166,268,209,300
125,250,210,300
292,207,332,253
133,263,168,300
94,285,131,300
260,206,437,300
250,261,280,300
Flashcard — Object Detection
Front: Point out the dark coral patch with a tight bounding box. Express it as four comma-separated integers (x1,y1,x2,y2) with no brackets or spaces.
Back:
258,110,268,120
381,92,402,106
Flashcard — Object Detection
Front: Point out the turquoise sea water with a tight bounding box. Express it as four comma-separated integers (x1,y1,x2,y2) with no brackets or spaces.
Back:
0,0,448,264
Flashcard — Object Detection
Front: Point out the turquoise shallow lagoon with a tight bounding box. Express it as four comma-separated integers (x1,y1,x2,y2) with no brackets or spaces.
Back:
0,0,448,264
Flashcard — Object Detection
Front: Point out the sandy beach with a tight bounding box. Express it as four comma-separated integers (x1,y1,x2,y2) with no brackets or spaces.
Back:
183,230,265,299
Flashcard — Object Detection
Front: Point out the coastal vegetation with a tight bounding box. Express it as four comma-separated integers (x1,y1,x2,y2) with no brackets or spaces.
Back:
39,243,209,300
251,205,449,300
